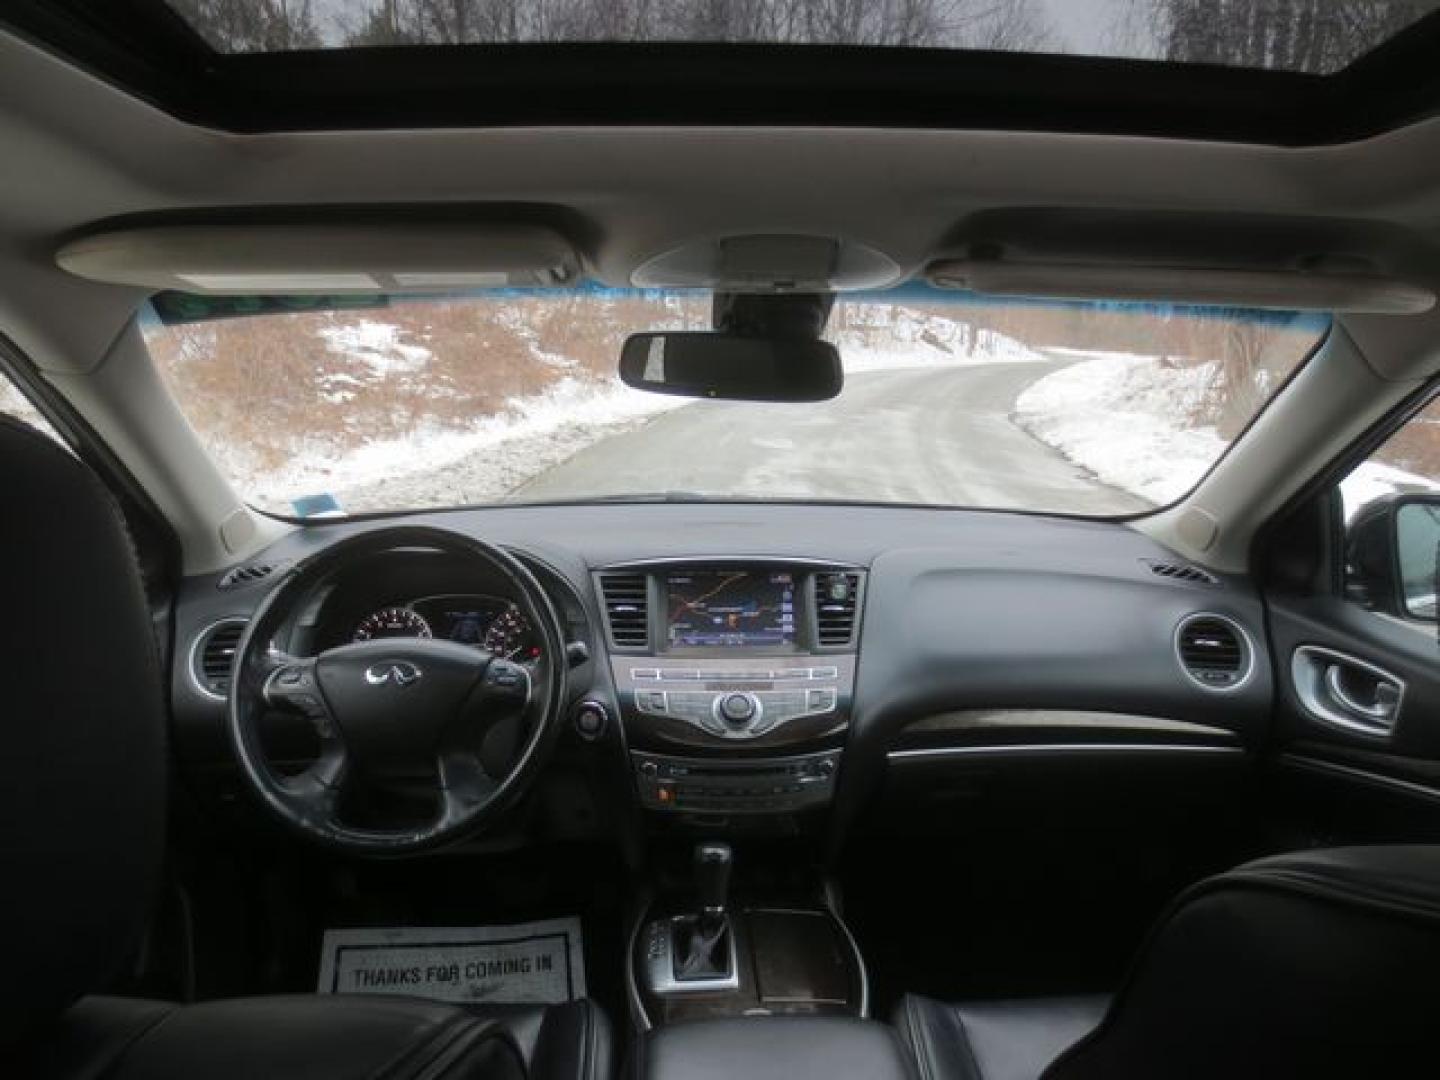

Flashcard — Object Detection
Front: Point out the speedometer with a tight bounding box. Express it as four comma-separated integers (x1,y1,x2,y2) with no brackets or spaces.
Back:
353,608,432,642
482,605,541,662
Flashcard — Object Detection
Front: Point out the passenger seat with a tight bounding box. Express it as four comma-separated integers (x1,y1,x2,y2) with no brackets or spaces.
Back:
894,846,1440,1079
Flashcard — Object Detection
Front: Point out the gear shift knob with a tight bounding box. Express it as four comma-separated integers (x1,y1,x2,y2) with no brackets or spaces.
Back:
694,841,732,921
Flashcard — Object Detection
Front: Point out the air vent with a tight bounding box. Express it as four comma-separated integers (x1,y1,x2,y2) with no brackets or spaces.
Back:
599,573,650,649
1175,614,1252,691
814,572,861,647
191,619,246,698
1143,558,1218,586
218,561,282,590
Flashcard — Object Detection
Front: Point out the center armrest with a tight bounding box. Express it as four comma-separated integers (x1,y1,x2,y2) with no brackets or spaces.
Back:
637,1016,914,1080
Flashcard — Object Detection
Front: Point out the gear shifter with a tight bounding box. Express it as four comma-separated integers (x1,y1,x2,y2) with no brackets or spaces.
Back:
674,842,733,981
694,841,732,927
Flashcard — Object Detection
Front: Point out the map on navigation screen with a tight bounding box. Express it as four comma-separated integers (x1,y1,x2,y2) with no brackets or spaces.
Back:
666,571,796,648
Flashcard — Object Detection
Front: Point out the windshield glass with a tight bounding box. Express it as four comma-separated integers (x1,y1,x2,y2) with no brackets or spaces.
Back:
145,287,1325,518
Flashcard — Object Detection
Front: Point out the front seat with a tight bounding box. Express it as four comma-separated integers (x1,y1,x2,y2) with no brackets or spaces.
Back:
0,415,611,1080
896,845,1440,1080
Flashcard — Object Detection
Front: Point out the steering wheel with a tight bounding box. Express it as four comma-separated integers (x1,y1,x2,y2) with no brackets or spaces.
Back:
226,526,567,855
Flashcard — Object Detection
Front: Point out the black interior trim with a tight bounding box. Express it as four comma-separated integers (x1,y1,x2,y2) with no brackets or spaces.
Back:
5,1,1440,144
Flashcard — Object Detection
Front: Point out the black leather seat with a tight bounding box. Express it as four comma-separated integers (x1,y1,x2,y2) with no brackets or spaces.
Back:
896,845,1440,1080
0,414,611,1079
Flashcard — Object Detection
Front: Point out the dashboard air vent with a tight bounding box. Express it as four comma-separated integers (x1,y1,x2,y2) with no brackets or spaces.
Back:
192,619,246,698
1144,558,1218,586
814,572,861,647
1176,614,1250,691
599,573,649,649
218,561,281,590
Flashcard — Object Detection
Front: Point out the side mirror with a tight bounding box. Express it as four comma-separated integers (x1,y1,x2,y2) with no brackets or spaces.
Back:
619,332,842,403
1347,492,1440,620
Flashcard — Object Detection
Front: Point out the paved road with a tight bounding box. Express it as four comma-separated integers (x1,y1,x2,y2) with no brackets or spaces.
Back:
511,362,1147,515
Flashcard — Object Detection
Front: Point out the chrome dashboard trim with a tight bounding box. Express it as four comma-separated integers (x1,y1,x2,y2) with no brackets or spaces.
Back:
887,742,1245,761
821,880,870,1019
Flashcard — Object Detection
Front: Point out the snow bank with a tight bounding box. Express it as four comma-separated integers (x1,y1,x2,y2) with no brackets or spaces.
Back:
266,376,685,513
1017,350,1440,514
1014,352,1224,505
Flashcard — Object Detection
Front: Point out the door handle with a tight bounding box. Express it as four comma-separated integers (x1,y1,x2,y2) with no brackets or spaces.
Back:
1291,646,1406,739
1323,663,1400,722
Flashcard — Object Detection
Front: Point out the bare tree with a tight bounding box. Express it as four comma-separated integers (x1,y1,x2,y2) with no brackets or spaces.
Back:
328,0,1051,48
1151,0,1433,73
170,0,322,51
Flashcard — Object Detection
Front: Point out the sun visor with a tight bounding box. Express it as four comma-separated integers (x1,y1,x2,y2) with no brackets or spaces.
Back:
56,222,581,293
930,209,1437,314
927,260,1435,314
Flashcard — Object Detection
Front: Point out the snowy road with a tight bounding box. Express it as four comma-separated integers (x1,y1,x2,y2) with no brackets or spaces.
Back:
509,363,1148,515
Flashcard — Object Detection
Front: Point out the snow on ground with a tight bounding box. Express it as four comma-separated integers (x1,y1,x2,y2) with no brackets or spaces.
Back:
1014,351,1225,505
1016,349,1440,514
1340,460,1440,519
267,376,687,513
320,320,432,376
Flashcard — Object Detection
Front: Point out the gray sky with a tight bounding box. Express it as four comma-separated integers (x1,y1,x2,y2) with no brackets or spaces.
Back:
1040,0,1130,54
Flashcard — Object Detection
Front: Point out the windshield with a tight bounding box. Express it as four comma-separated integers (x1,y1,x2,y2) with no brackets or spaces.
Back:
145,287,1325,518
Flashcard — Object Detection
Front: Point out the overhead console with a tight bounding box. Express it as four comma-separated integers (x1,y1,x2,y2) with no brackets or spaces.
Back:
595,561,864,817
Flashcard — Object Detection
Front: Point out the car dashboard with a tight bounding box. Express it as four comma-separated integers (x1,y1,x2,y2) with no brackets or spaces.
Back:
169,502,1268,846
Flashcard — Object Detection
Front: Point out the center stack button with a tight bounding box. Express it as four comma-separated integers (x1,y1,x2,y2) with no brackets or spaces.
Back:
717,691,761,731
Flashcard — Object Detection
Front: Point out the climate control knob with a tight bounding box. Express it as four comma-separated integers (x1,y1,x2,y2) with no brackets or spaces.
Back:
718,692,759,728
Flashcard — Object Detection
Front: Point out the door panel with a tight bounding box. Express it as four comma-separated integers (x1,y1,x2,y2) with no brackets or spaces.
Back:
1268,592,1440,837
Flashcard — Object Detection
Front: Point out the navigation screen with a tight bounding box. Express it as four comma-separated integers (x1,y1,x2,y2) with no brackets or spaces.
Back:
667,571,796,649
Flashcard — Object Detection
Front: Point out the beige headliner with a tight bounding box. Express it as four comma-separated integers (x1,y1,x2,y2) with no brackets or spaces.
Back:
3,27,1440,571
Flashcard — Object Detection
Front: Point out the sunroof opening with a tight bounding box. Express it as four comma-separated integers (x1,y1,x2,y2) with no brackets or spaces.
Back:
163,0,1439,75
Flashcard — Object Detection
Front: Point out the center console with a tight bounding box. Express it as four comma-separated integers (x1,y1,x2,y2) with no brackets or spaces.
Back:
630,841,868,1030
595,560,864,820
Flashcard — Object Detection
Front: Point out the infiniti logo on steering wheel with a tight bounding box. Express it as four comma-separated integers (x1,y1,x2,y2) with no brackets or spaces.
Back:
365,661,423,688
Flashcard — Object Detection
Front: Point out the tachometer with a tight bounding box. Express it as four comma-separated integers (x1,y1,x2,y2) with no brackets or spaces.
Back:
482,605,541,662
353,607,432,642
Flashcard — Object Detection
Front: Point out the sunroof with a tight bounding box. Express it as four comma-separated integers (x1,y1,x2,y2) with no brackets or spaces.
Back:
163,0,1440,75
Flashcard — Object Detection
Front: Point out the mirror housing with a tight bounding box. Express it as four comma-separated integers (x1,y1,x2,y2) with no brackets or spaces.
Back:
1347,492,1440,620
619,332,843,403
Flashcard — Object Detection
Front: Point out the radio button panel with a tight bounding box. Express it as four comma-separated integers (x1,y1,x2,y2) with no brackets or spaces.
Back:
619,661,850,740
632,749,843,815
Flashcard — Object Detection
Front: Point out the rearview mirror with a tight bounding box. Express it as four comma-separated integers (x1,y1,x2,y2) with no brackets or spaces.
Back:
1347,493,1440,620
619,332,842,403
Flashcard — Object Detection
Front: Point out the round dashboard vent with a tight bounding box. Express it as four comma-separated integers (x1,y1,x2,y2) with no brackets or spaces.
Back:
1175,614,1252,691
191,619,246,699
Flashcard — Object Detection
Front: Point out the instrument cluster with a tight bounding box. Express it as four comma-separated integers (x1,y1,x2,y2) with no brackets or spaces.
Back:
352,594,541,662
